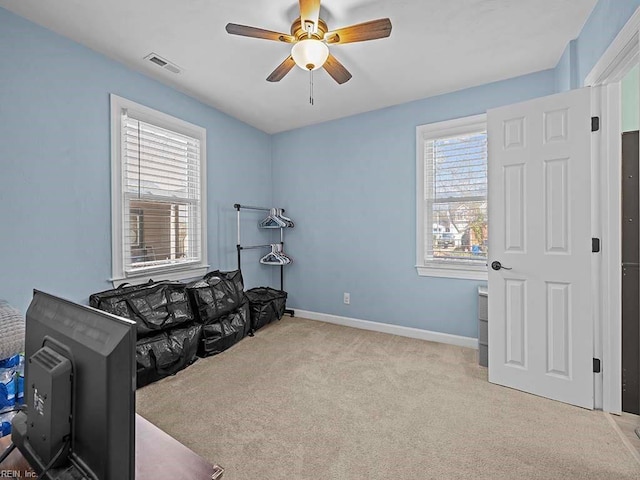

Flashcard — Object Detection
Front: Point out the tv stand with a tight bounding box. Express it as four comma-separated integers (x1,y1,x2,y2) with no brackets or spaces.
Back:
0,415,223,479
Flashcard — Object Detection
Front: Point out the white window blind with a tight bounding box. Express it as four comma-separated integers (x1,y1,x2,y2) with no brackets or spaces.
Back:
425,131,488,261
416,114,488,279
111,95,207,284
121,113,202,274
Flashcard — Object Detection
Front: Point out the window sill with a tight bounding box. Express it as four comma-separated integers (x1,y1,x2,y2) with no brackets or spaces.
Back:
416,263,488,281
110,265,210,288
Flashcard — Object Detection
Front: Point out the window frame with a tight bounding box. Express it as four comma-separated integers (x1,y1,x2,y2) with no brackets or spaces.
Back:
110,94,208,285
415,113,488,281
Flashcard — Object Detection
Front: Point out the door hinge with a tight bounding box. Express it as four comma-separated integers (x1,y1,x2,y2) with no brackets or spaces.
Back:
593,358,601,373
592,238,600,253
591,116,600,132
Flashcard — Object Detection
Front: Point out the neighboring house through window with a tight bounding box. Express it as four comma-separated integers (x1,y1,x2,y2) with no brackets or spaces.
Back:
110,95,208,284
416,114,488,280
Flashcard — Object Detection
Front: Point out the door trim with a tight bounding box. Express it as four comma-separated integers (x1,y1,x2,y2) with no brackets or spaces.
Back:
584,9,640,87
584,6,640,413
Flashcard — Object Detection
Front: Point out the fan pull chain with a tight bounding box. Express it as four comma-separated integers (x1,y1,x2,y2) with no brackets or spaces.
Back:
309,69,314,106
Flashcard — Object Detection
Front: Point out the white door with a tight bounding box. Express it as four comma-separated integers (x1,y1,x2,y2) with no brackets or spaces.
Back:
487,88,594,409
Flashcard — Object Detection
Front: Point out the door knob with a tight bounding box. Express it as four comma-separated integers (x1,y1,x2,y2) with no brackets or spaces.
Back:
491,261,512,271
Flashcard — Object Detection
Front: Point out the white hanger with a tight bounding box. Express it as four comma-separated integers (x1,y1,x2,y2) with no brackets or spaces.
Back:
259,208,288,228
276,208,294,228
273,243,292,264
260,244,292,265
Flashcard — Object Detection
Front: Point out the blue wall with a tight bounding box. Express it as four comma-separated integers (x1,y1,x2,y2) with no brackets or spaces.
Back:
271,71,556,338
0,7,273,314
269,0,640,339
2,0,637,338
555,40,578,92
575,0,640,84
539,0,640,95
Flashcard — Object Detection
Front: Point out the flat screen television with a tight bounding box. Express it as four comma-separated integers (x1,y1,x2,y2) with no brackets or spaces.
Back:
9,290,136,479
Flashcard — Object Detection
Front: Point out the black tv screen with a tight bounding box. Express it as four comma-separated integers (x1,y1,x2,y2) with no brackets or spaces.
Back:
17,290,136,479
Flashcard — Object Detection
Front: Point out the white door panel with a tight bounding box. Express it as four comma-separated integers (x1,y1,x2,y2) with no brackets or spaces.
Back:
488,88,593,409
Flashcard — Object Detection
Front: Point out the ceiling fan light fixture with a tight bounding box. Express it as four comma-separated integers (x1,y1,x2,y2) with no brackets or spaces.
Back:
291,38,329,71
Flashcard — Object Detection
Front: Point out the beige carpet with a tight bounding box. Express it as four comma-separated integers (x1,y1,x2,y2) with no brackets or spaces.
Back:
136,317,640,480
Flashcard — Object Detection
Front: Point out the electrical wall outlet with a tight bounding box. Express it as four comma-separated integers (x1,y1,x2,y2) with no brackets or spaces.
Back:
343,292,350,305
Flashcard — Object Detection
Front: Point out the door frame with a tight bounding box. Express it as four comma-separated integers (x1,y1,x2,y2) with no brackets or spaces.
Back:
584,6,640,413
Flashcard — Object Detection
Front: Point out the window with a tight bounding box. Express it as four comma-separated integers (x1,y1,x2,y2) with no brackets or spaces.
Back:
416,114,488,280
110,95,207,284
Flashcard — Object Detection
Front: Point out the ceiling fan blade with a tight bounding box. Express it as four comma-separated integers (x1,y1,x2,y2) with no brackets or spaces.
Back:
299,0,321,33
325,18,392,44
323,54,352,84
225,23,294,43
267,56,296,82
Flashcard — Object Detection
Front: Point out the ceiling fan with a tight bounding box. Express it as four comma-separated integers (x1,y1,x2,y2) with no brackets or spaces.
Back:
225,0,392,86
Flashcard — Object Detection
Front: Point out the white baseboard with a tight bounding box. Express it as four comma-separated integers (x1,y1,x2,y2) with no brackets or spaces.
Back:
294,309,478,350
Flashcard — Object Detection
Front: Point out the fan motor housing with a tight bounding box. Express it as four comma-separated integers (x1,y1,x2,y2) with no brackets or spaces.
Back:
291,17,328,41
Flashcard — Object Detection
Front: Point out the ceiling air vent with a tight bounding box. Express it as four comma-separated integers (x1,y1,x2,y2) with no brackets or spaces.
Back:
144,53,181,74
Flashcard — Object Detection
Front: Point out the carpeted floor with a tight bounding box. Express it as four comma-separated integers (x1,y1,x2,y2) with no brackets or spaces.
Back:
136,317,640,479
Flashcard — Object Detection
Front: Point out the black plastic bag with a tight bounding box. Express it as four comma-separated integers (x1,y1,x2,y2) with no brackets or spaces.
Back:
187,270,246,324
90,281,194,338
136,323,201,388
204,269,244,297
245,287,287,332
198,300,251,357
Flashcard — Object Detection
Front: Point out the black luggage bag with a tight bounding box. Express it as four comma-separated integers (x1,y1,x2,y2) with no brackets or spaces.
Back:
245,287,288,332
186,270,246,324
136,323,201,388
89,280,194,337
198,300,251,357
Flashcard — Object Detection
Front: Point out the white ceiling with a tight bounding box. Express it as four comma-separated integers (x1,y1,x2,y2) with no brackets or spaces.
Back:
1,0,597,134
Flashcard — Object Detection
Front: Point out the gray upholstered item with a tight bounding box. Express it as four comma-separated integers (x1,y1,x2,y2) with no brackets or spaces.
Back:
0,300,25,360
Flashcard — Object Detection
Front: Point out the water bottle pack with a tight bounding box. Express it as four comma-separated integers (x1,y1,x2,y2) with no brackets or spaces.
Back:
0,354,24,437
0,369,16,409
0,410,14,437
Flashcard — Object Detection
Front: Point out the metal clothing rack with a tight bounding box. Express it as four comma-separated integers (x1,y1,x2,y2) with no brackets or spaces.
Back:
234,203,294,317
